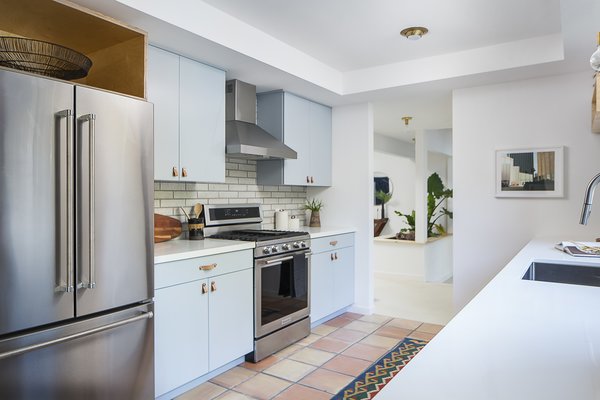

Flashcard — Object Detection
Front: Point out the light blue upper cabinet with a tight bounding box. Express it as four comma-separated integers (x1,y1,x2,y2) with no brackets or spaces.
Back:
256,91,332,186
147,45,225,182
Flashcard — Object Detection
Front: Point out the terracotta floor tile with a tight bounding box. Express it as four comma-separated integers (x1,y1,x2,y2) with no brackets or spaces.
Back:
323,316,354,328
309,336,352,353
210,366,256,389
234,373,291,400
215,391,255,400
344,320,380,334
341,343,389,362
241,355,281,372
340,312,364,320
311,324,338,336
358,314,392,325
386,318,423,330
296,333,321,346
263,359,316,381
288,347,336,366
328,327,369,343
176,382,227,400
374,325,412,339
418,323,444,334
299,368,354,394
274,343,303,359
273,384,331,400
408,331,436,341
359,334,400,349
321,354,372,376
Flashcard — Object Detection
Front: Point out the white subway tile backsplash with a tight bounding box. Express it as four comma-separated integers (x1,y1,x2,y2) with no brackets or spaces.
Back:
154,157,308,227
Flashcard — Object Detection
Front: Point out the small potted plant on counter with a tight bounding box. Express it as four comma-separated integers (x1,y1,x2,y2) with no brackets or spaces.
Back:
304,198,324,227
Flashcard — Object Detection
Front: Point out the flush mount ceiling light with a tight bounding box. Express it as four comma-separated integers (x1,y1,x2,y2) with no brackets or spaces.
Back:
400,27,429,41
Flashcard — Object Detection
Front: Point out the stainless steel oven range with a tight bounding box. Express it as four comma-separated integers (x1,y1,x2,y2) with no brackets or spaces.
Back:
204,204,311,362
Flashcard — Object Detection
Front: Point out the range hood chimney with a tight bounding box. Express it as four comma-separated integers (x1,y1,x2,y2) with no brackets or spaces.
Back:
225,80,297,160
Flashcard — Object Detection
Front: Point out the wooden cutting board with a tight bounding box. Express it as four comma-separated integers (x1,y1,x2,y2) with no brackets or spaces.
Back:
154,214,182,243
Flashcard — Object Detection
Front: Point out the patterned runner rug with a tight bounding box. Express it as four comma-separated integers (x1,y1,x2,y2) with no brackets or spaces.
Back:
331,337,428,400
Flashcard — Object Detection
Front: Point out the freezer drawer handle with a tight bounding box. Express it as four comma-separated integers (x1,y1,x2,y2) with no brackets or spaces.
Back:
78,113,97,289
0,311,153,361
56,110,75,293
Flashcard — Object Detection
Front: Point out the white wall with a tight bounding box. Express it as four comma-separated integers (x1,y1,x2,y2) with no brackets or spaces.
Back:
453,71,600,310
309,103,374,314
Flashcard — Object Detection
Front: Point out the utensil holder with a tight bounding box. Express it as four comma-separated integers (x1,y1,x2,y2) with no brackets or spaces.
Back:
188,217,204,240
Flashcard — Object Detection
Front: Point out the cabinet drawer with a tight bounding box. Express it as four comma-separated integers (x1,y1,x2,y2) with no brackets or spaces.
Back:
311,233,354,254
155,249,253,289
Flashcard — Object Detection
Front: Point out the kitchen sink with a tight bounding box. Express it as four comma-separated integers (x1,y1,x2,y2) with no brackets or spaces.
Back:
522,261,600,288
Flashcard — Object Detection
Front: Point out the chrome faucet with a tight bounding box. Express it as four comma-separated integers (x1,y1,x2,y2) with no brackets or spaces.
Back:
580,172,600,225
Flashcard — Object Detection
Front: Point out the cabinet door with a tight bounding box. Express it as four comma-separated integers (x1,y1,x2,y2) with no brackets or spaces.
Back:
283,93,311,185
147,46,180,181
155,280,209,397
333,247,355,311
310,252,335,322
208,269,254,370
179,57,226,183
309,102,332,186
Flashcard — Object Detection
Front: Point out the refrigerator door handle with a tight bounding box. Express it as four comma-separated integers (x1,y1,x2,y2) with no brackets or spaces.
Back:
0,311,153,361
78,113,97,290
55,110,74,293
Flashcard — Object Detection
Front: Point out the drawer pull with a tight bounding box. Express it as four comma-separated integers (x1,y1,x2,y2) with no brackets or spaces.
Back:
199,263,217,271
329,240,338,246
210,281,217,292
201,283,208,294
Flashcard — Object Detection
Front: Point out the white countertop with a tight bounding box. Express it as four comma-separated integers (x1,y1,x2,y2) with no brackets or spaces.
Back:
154,227,355,263
154,239,255,264
377,238,600,400
303,226,356,238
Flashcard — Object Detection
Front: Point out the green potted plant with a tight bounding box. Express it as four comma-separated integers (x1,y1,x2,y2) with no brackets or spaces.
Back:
395,173,453,240
304,198,324,227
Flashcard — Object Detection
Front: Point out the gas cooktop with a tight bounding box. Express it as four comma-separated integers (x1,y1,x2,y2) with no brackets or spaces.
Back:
209,229,308,242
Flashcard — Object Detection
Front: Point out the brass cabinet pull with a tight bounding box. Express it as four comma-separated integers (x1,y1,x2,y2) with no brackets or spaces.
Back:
335,252,338,260
330,253,334,261
172,166,179,177
210,281,217,292
182,167,188,177
199,263,217,271
329,240,338,246
306,176,310,184
310,176,314,184
201,283,208,294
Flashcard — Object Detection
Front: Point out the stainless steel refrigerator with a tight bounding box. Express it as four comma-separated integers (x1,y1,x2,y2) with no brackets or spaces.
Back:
0,68,154,398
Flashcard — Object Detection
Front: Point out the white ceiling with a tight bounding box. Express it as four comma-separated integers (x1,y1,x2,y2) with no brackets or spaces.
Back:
72,0,600,139
201,0,561,72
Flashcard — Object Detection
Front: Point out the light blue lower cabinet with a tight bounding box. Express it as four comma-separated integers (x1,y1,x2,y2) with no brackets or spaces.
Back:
154,250,254,397
310,234,356,323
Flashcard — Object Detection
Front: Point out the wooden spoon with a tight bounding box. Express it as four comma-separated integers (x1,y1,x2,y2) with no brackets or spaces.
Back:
194,203,203,219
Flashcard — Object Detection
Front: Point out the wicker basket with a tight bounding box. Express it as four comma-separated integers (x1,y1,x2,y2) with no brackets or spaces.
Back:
0,37,92,80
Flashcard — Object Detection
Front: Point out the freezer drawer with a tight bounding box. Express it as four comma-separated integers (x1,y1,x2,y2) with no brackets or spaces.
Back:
0,303,154,399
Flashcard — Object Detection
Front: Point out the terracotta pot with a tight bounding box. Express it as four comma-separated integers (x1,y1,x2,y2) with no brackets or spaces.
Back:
309,211,321,227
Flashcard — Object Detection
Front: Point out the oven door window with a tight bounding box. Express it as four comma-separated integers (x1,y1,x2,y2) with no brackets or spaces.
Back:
259,255,308,326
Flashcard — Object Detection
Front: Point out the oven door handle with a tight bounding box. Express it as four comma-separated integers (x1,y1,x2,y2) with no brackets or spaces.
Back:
261,252,312,266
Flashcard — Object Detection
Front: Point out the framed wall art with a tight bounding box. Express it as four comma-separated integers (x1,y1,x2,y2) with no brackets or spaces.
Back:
495,146,564,198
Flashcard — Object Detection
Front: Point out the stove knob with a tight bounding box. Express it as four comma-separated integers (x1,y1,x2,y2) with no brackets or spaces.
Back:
271,246,279,253
292,242,300,249
300,241,307,248
263,247,271,255
282,244,290,251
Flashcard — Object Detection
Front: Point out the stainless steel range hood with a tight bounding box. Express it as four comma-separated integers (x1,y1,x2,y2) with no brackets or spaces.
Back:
226,79,297,160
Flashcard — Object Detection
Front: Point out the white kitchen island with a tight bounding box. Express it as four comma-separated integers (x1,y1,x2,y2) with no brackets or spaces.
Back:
377,238,600,400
